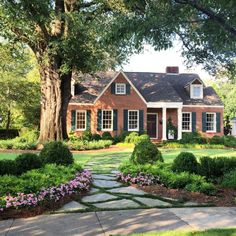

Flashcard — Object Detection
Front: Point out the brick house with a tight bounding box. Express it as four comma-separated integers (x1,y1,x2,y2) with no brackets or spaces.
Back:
67,67,224,140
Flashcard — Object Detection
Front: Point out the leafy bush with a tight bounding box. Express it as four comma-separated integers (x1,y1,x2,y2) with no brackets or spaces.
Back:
180,132,207,144
125,132,139,143
172,152,198,174
81,130,92,141
0,164,82,196
0,160,17,176
221,170,236,188
40,141,74,166
102,131,113,141
223,136,236,148
18,128,39,143
209,135,224,145
131,140,163,165
67,140,112,150
15,153,42,175
92,133,101,141
199,156,236,180
0,138,37,150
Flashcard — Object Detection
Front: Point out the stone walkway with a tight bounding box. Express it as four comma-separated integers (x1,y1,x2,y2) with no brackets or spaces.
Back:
2,207,236,236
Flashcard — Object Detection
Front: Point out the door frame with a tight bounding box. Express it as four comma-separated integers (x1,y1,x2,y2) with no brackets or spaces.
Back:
147,113,158,139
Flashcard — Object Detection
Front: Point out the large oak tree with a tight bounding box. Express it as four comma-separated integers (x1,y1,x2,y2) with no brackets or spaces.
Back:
0,0,135,141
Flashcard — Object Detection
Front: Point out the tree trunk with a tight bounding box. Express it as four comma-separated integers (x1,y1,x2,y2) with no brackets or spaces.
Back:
5,109,11,137
38,65,72,142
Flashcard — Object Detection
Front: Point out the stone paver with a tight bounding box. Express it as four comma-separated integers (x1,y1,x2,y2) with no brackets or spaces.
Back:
94,199,140,209
107,186,146,195
7,213,103,236
134,197,172,207
82,193,117,203
97,208,192,235
0,219,13,236
54,201,87,213
93,179,122,188
92,174,116,180
89,187,100,194
184,201,202,206
169,207,236,230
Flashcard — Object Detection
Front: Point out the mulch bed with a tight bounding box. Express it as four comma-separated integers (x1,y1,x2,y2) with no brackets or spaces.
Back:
136,184,236,207
0,191,88,220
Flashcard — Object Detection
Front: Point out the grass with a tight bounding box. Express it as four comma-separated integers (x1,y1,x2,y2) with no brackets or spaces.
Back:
128,228,236,236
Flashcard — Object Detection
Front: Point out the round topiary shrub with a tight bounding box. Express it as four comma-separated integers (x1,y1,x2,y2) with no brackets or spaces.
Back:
92,133,101,141
15,153,42,175
130,140,163,165
40,141,74,166
102,131,113,141
172,152,198,174
136,134,150,144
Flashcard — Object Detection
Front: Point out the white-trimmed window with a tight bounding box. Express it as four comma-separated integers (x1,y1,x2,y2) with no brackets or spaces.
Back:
191,84,203,99
76,110,87,130
206,113,216,132
128,110,139,131
115,83,126,94
182,112,192,132
102,110,113,131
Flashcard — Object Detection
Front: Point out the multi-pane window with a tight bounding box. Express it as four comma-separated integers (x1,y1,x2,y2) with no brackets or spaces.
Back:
191,85,203,99
206,113,216,132
128,110,139,131
76,110,86,130
115,83,126,94
182,112,191,132
102,110,113,130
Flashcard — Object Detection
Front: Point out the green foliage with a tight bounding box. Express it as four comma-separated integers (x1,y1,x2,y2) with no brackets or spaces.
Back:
180,132,207,144
172,152,198,174
0,164,82,196
125,132,139,143
92,133,101,141
223,136,236,148
40,141,74,166
209,135,224,145
167,117,177,140
161,141,225,149
0,138,37,150
131,140,163,165
81,130,93,141
102,132,113,141
221,170,236,189
15,153,42,175
18,128,39,143
67,140,112,150
0,160,17,176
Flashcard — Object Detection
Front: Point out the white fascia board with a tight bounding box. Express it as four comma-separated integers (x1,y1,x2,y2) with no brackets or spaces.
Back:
183,105,224,108
147,102,183,108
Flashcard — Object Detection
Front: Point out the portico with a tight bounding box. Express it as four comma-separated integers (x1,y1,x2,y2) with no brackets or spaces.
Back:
147,102,183,141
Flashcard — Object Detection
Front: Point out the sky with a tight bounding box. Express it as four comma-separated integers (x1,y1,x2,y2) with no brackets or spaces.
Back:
119,43,213,82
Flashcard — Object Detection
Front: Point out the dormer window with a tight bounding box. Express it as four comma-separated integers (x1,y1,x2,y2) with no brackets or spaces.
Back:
115,83,126,94
191,84,203,99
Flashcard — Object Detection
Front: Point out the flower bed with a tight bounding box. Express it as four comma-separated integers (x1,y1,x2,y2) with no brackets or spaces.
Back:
0,169,92,219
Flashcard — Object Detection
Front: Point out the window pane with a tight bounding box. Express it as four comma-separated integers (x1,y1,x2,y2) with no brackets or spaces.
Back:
102,110,112,130
116,83,126,94
76,111,86,130
128,111,138,130
182,113,191,131
206,113,215,131
193,87,201,97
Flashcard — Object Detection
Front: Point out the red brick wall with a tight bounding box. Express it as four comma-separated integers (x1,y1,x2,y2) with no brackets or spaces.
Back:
67,73,147,136
182,106,224,137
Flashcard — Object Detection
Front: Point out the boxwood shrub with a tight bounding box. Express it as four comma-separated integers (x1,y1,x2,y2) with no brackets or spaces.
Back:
0,159,17,176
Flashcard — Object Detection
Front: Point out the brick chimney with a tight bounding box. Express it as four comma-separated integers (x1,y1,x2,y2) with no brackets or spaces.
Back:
166,66,179,74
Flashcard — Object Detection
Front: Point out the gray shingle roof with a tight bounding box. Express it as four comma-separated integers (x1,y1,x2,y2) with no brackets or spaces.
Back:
70,71,223,106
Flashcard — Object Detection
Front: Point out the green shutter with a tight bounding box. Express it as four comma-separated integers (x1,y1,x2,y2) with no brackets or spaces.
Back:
202,112,206,132
113,109,118,131
192,112,196,132
139,110,144,132
97,109,102,131
123,109,128,131
126,83,131,94
111,83,116,94
86,110,91,130
216,112,221,133
71,110,76,131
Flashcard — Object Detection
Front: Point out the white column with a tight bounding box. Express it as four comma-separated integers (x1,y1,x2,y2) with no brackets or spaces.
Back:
178,107,182,140
71,80,75,96
162,107,167,140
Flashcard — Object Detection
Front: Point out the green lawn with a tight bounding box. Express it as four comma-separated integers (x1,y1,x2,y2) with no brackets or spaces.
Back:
129,228,236,236
0,148,236,173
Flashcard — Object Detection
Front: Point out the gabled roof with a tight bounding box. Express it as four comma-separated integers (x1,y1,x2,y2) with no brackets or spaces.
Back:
70,71,223,106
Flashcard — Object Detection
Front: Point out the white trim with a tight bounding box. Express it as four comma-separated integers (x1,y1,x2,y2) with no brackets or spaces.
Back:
182,112,192,132
147,113,158,139
183,105,224,108
184,77,204,88
190,84,203,99
147,102,183,108
115,83,126,94
94,71,147,104
69,103,94,106
206,112,217,133
75,110,87,131
162,107,167,141
101,109,113,131
177,108,183,140
128,110,139,131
